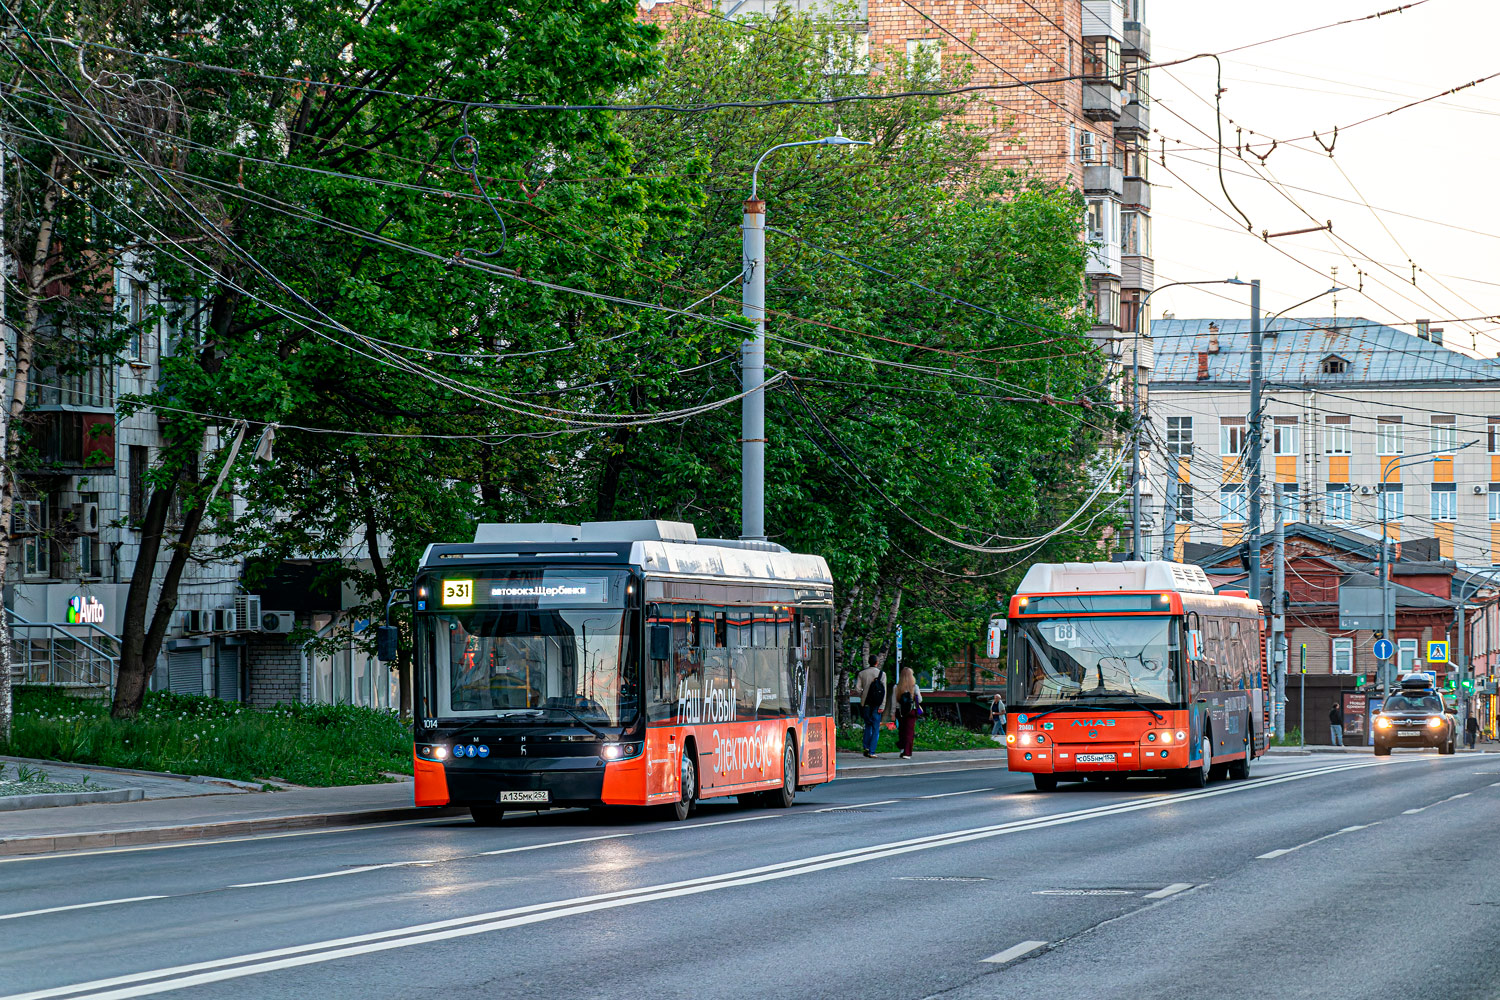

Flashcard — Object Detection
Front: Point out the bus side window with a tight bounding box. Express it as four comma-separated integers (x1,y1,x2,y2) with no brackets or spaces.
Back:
688,610,701,649
714,611,728,648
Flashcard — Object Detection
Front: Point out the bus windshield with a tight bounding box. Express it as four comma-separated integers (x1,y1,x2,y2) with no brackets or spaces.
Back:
420,608,639,725
1010,615,1183,708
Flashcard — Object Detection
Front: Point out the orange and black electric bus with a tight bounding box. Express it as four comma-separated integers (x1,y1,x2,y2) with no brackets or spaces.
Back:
1004,561,1266,791
402,520,836,824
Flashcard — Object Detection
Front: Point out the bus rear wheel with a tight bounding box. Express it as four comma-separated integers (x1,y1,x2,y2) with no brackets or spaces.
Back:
470,806,505,826
1033,774,1058,792
669,750,697,821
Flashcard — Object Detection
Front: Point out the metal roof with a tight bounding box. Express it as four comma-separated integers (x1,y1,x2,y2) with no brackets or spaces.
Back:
1149,317,1500,387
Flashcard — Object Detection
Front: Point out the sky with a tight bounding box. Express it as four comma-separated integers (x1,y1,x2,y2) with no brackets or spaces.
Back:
1146,0,1500,356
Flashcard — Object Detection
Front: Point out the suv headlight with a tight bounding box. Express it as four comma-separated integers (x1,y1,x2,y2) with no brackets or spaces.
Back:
1375,716,1392,729
1427,717,1444,729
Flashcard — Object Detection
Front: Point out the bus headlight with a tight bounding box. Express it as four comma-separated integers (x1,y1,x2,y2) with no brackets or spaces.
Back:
417,744,448,761
601,742,643,760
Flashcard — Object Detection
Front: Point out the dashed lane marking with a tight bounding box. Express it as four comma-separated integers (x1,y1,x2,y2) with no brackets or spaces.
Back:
1143,883,1194,899
1258,824,1371,859
981,941,1049,965
919,788,993,800
0,897,166,922
813,800,898,812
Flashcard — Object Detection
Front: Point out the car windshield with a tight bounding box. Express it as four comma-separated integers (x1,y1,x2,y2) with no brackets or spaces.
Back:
1384,693,1443,713
1009,616,1182,707
420,608,639,725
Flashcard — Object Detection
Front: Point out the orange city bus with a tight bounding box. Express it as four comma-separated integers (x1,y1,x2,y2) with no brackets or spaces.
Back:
402,520,837,824
1003,561,1267,791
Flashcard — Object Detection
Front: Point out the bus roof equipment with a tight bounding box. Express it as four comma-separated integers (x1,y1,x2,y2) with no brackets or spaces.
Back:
1015,560,1215,596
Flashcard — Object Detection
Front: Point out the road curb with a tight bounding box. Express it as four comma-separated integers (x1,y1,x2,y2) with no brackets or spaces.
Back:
0,787,146,811
0,805,468,858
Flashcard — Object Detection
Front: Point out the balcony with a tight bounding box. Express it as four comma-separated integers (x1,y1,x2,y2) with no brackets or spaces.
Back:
1118,98,1150,135
1122,255,1155,292
1083,163,1124,195
1124,21,1150,57
1083,0,1125,38
1123,176,1151,209
1083,81,1122,121
1088,241,1122,278
23,411,116,474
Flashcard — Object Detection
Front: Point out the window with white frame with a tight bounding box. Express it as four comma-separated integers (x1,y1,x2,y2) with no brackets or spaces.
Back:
1175,483,1194,524
1220,417,1247,456
1273,417,1298,456
1377,483,1404,522
1398,638,1418,676
20,496,50,578
127,280,149,361
1430,415,1458,454
1489,484,1500,522
1431,483,1456,522
1121,211,1151,256
1324,416,1351,455
1166,416,1193,456
1324,484,1351,523
905,38,940,82
1490,417,1500,454
1276,483,1300,523
1086,199,1106,242
1220,484,1247,523
1376,416,1404,455
1331,638,1353,675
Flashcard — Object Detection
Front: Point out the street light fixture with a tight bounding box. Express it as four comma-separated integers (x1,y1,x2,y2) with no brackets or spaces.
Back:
740,133,871,541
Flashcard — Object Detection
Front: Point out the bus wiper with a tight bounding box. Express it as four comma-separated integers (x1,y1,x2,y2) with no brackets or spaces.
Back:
1077,694,1165,721
539,704,609,739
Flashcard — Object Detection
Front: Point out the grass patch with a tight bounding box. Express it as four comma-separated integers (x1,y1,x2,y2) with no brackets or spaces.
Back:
1270,728,1304,747
0,761,95,796
836,719,997,754
4,687,412,787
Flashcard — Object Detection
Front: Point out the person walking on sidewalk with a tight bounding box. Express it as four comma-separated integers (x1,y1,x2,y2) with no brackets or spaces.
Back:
894,667,923,759
1466,712,1480,750
1328,702,1345,747
989,693,1006,739
854,658,887,758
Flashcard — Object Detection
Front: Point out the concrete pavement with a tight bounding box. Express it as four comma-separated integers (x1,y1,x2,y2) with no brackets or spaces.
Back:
2,750,1496,1000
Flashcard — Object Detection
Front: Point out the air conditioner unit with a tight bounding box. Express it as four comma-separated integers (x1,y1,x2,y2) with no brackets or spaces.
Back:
72,502,101,534
260,611,294,634
212,607,234,632
11,499,42,537
234,594,263,632
1360,485,1373,495
183,609,205,634
1475,485,1487,495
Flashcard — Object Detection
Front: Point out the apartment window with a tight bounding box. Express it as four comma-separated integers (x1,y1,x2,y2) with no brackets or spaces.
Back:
128,445,149,524
1331,638,1353,676
1121,211,1151,256
1430,414,1458,454
905,38,940,82
1123,55,1150,106
1094,285,1120,328
1086,198,1106,241
1174,483,1194,524
1376,416,1404,455
126,280,149,361
21,495,50,578
1166,416,1193,456
1124,0,1146,22
1083,35,1121,83
1431,483,1456,522
1320,355,1348,375
1324,416,1351,456
1398,639,1418,676
1489,484,1500,522
1219,484,1247,523
1325,484,1352,523
1122,135,1149,180
1489,417,1500,453
1220,417,1247,457
1121,288,1147,335
1273,417,1298,457
1377,483,1404,522
1276,483,1300,523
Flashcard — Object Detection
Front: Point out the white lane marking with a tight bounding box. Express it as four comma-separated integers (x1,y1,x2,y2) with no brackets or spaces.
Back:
1143,883,1193,899
0,897,165,922
981,941,1048,965
920,788,992,800
0,816,471,866
814,799,898,812
1257,824,1371,859
0,758,1401,1000
1402,791,1473,815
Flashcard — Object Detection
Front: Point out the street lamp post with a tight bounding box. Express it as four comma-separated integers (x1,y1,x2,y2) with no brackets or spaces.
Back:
1129,278,1246,561
1454,566,1500,738
741,134,870,540
1377,441,1477,696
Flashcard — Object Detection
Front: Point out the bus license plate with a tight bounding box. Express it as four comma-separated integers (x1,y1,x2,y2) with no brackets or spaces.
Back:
499,790,549,804
1075,753,1116,763
1397,730,1421,737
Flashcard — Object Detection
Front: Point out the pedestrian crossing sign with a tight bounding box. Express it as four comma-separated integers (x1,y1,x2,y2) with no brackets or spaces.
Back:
1427,640,1449,663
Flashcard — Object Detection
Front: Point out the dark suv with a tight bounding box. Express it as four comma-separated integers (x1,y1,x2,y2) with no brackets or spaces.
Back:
1374,683,1456,755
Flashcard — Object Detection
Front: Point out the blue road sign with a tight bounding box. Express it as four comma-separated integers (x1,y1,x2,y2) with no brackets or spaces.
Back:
1374,638,1394,660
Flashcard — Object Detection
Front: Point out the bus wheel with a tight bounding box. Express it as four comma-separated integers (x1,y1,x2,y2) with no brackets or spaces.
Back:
470,806,505,826
1180,734,1211,789
1033,774,1058,792
669,751,697,821
767,742,797,808
1227,732,1252,780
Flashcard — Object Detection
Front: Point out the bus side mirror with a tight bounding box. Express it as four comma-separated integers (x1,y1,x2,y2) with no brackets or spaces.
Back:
376,625,399,663
986,618,1006,658
649,623,672,661
1187,629,1204,661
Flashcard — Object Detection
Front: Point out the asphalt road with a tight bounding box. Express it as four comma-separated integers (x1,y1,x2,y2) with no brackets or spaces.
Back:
3,752,1498,1000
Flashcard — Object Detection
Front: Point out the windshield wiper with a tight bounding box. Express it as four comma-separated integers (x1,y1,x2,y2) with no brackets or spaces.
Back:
1075,694,1166,721
538,704,610,739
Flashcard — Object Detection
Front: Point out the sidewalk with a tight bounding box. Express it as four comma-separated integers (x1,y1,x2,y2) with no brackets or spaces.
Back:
0,778,460,857
836,749,1008,779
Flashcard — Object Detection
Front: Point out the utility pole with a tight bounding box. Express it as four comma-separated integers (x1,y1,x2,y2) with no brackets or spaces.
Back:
740,195,766,541
1273,509,1287,737
0,124,8,741
1379,533,1392,697
1161,477,1177,561
1246,280,1262,604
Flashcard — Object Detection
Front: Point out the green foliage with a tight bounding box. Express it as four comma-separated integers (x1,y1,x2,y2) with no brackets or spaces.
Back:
835,719,997,753
6,688,412,786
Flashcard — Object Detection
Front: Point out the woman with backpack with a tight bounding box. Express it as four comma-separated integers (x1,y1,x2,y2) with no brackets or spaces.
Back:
894,667,923,760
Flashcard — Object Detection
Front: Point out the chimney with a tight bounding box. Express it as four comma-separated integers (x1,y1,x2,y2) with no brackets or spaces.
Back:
1431,326,1444,346
1416,318,1430,341
1207,322,1220,354
1197,351,1210,380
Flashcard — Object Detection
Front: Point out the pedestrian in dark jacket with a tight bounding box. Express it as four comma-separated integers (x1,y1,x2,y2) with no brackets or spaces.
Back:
893,667,923,759
989,694,1006,739
1466,713,1480,750
1328,702,1344,747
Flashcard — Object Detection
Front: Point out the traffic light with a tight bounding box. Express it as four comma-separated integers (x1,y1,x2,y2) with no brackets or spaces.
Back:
1462,677,1474,694
1443,675,1456,691
1355,674,1366,690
